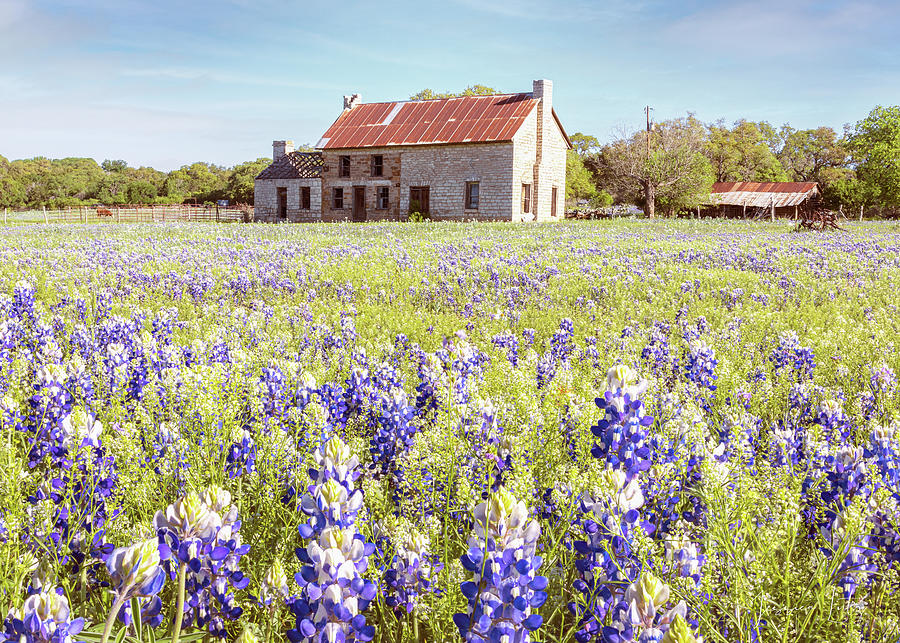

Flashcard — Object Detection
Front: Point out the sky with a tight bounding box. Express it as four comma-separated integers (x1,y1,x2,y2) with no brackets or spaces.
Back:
1,0,899,171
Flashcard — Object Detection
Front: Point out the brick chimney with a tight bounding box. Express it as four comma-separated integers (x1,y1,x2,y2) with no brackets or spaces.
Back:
273,140,294,161
343,93,362,110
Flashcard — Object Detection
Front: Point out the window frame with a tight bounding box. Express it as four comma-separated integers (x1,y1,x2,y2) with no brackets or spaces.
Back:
551,186,558,217
522,183,532,214
465,181,480,210
333,187,344,209
370,154,384,177
376,186,389,210
300,186,311,210
339,155,351,178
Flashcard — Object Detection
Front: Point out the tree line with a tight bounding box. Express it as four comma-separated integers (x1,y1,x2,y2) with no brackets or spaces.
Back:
0,156,280,209
566,105,900,217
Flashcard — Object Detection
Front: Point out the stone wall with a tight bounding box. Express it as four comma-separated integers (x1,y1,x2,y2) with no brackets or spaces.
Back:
512,108,538,222
320,144,515,221
321,150,403,222
398,142,515,221
254,178,322,222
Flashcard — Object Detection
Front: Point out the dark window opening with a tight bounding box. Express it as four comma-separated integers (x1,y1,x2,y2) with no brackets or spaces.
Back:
551,186,558,217
277,187,287,219
465,181,480,209
376,186,389,209
339,156,351,177
522,183,532,214
371,155,383,177
301,186,311,210
333,187,344,209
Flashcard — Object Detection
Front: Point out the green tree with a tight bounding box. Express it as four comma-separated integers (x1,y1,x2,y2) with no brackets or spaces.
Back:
125,180,158,204
409,84,500,100
776,126,851,184
226,158,273,204
565,150,597,203
569,132,601,157
101,159,128,173
599,115,714,218
848,105,900,208
706,120,787,182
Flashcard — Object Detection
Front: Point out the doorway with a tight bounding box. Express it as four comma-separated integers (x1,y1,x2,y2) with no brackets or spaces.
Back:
409,186,430,215
277,187,287,219
352,186,366,221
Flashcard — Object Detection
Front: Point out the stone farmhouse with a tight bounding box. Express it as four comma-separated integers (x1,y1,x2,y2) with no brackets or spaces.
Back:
254,80,571,222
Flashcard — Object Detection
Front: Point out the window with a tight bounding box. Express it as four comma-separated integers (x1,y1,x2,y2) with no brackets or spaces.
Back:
333,187,344,209
522,183,532,214
339,155,351,177
551,186,558,217
370,155,383,177
376,186,389,209
465,181,479,209
300,186,311,210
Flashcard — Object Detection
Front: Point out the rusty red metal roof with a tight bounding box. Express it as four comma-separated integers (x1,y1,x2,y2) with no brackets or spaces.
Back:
316,93,540,149
711,182,818,194
708,182,819,208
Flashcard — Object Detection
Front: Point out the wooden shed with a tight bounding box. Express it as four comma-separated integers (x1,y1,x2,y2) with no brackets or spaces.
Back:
701,182,820,219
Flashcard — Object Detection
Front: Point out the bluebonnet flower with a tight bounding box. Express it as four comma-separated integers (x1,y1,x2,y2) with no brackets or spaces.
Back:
154,487,251,639
571,470,647,641
683,340,717,391
770,331,815,379
453,488,547,642
289,436,377,643
104,538,166,630
0,588,85,643
601,573,694,643
591,366,654,481
225,428,256,479
385,532,443,614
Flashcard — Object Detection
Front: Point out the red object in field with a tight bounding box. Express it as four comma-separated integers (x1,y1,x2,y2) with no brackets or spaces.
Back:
97,207,113,217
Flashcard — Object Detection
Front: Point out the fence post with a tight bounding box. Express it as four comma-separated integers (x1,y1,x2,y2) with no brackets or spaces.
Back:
770,197,775,222
3,208,6,225
860,205,864,222
116,206,120,223
43,206,48,224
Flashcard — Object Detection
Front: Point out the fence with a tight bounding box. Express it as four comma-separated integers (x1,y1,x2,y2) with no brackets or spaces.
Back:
1,204,252,225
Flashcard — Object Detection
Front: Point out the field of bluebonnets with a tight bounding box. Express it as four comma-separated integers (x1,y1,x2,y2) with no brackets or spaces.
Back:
0,219,899,643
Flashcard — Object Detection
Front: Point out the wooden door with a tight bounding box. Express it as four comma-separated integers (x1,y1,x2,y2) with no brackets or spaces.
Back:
352,186,366,221
409,186,430,214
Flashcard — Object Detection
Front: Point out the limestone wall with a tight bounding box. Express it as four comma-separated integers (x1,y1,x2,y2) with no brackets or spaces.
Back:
254,178,322,222
398,142,515,221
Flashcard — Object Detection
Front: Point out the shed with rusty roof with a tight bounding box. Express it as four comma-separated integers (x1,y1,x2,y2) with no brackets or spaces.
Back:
254,142,324,222
702,182,820,218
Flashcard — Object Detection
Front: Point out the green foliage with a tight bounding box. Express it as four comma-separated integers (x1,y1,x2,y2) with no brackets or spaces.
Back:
226,158,273,205
706,119,787,182
565,150,597,202
569,132,601,157
409,84,500,100
849,105,900,208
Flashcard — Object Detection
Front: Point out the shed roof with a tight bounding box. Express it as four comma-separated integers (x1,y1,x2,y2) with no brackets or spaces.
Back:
708,182,819,208
316,93,567,149
256,151,324,180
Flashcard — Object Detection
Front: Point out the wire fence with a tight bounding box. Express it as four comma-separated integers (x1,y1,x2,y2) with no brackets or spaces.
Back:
1,205,253,225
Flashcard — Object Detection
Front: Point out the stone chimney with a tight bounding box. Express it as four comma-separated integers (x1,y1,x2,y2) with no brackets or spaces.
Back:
273,140,294,161
532,79,553,218
343,93,362,110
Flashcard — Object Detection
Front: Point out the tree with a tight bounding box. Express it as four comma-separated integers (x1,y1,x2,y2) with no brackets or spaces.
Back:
125,181,158,204
565,150,597,203
569,132,601,157
597,115,714,218
706,120,787,182
409,85,500,100
848,105,900,208
777,126,850,184
101,159,128,173
226,158,273,204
